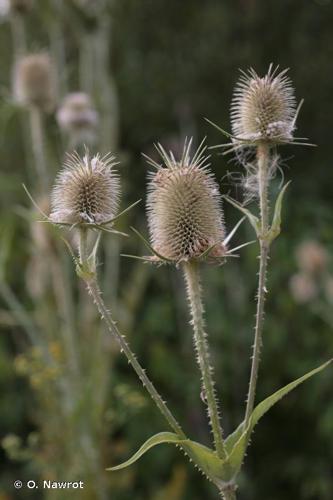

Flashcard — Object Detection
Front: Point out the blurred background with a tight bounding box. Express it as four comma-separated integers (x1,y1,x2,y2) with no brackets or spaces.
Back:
0,0,332,499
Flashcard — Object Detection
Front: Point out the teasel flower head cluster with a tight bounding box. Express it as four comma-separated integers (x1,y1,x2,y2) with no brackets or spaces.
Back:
49,151,120,228
14,53,55,112
230,64,301,148
145,139,226,265
56,92,99,146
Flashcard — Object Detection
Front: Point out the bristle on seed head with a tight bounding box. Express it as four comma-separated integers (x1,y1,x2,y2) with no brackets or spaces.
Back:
231,65,298,145
50,151,120,226
146,139,226,264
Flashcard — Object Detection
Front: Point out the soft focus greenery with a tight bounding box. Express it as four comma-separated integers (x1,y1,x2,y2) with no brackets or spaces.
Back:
0,1,332,499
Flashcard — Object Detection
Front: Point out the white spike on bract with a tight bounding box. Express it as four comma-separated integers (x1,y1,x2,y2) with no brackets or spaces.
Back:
230,66,302,146
145,139,226,264
50,151,120,225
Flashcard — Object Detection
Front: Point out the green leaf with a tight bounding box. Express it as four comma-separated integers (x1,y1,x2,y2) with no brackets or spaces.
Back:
107,432,234,483
227,359,332,476
267,181,291,243
223,195,260,236
107,432,180,471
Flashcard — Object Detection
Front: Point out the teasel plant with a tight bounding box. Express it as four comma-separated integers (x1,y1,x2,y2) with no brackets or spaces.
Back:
42,116,332,498
196,65,332,496
13,51,55,191
3,5,116,493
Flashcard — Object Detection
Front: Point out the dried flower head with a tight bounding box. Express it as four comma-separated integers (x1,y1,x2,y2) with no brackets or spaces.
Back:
289,273,317,304
56,92,98,145
146,139,226,264
14,53,55,112
50,151,120,226
10,0,33,13
231,65,299,146
296,240,328,275
57,93,98,132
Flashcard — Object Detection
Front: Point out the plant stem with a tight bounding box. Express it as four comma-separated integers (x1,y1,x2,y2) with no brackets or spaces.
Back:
183,261,227,460
244,143,270,427
221,489,237,500
29,106,49,192
78,229,186,438
11,12,27,61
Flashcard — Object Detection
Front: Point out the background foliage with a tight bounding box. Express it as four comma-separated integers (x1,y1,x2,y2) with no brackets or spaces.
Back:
0,0,332,499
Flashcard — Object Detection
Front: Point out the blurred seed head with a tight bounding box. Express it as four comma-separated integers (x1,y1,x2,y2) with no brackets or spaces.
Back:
56,92,98,144
0,0,9,17
289,273,318,304
14,53,55,112
296,240,328,275
50,151,120,225
9,0,33,14
146,139,226,264
231,65,297,145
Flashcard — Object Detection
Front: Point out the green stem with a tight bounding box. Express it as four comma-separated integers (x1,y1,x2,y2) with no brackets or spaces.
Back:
221,489,237,500
78,229,185,438
183,261,227,460
11,12,27,61
244,143,271,427
29,106,49,192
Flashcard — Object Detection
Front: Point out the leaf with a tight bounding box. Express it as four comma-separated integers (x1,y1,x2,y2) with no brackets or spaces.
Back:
223,195,260,236
227,359,332,476
107,432,234,483
267,181,291,243
107,433,180,471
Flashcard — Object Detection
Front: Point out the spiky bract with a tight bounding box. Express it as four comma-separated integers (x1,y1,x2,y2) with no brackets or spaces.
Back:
231,65,297,145
50,152,120,225
146,139,226,264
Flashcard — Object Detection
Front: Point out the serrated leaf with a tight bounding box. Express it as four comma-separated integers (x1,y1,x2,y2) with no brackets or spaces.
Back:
223,195,260,236
227,359,332,476
267,181,291,243
107,432,234,483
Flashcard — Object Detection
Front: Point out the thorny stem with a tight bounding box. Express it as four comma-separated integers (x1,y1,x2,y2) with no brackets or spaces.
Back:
244,142,270,427
221,489,237,500
183,261,227,460
10,12,27,61
78,229,186,439
29,106,49,192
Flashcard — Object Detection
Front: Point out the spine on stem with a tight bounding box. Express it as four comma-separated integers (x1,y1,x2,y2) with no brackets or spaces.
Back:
244,143,270,427
79,229,185,438
183,261,226,460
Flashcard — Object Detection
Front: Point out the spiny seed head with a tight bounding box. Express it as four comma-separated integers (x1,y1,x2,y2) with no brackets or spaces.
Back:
231,65,297,145
146,139,226,264
14,53,55,112
296,240,328,275
289,273,317,304
50,151,120,225
56,92,98,133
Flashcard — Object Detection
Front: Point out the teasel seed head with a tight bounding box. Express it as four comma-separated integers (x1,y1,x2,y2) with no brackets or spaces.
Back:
296,240,328,275
146,139,226,264
56,92,99,145
10,0,33,14
231,65,298,146
50,151,120,226
14,53,55,112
